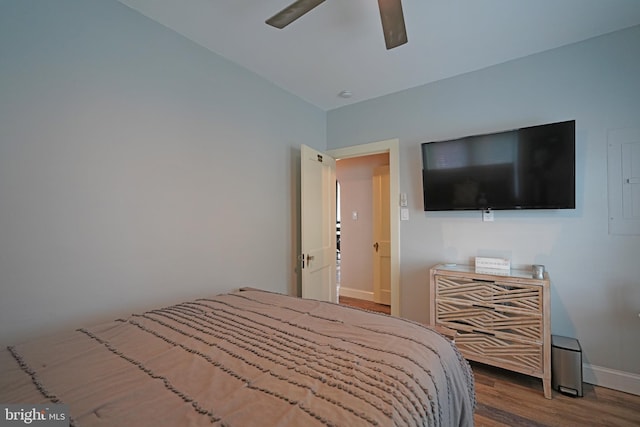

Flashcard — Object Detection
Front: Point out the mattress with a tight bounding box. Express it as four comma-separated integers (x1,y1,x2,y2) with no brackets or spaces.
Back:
0,289,475,426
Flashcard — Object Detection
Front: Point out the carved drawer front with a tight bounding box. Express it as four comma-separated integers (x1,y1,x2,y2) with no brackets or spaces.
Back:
455,331,543,373
435,299,543,342
435,275,542,314
434,275,543,342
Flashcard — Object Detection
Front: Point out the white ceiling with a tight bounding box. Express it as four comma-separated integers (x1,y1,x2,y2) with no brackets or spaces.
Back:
117,0,640,111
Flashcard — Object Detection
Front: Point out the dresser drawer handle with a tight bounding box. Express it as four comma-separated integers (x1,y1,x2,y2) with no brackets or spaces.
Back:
472,278,495,283
473,329,495,336
472,303,495,310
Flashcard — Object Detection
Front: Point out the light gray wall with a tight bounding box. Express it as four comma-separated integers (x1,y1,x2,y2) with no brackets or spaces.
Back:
327,26,640,376
0,0,325,345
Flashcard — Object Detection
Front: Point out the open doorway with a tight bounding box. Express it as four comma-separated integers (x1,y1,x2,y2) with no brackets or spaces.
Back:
335,154,390,314
327,139,400,317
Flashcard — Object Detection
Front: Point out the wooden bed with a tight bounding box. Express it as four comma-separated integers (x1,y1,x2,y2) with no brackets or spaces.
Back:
0,289,475,426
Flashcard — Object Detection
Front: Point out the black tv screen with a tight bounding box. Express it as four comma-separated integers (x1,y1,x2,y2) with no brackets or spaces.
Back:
422,120,575,211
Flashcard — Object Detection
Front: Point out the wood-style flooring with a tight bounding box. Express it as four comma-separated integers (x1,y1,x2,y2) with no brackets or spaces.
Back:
339,296,390,315
339,297,640,426
473,362,640,426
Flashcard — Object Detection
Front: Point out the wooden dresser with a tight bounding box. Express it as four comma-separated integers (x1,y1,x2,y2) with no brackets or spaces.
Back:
429,264,552,399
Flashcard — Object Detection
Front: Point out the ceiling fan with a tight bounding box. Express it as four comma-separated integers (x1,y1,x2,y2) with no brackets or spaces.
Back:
266,0,408,50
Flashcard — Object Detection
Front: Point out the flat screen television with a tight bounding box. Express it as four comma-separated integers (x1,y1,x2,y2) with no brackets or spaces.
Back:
421,120,575,211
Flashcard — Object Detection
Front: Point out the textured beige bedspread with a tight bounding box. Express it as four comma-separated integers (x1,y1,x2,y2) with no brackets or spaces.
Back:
1,290,475,426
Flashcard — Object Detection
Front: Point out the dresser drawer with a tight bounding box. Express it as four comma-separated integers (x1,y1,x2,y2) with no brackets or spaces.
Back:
456,330,543,374
435,297,543,342
435,275,543,315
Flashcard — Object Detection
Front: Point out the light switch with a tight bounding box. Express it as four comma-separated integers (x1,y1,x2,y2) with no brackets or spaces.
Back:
400,193,408,207
352,211,358,220
401,208,409,221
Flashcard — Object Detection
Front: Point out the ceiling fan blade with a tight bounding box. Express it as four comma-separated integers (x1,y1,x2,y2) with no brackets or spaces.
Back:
378,0,408,49
266,0,326,29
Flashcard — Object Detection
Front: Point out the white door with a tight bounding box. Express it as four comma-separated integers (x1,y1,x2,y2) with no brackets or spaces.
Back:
373,165,391,305
301,145,337,303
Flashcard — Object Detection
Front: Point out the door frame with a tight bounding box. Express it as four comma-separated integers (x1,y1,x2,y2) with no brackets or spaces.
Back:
327,139,400,317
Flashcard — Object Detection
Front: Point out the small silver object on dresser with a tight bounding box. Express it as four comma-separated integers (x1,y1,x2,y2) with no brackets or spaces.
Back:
532,264,545,279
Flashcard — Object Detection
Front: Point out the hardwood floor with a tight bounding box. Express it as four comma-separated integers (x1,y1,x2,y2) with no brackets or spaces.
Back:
339,296,390,315
339,297,640,426
473,362,640,426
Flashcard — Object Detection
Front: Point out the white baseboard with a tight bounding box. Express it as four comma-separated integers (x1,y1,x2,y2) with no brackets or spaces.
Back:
583,363,640,396
338,286,373,301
